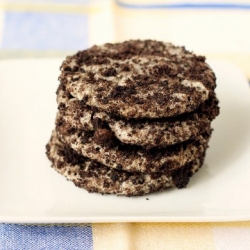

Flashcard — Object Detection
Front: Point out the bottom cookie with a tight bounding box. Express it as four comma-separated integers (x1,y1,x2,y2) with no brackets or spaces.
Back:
46,131,205,196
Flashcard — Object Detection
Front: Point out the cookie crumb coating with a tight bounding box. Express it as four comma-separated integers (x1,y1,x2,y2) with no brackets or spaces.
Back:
59,40,216,119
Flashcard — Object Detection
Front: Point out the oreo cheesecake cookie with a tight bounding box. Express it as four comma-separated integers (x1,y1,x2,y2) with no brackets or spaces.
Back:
59,40,216,119
46,40,219,196
46,131,205,196
57,86,219,148
55,114,211,174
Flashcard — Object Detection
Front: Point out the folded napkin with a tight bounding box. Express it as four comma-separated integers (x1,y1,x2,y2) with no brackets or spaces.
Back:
1,222,250,250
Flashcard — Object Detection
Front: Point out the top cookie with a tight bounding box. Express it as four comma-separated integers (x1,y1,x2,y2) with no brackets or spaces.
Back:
59,40,216,119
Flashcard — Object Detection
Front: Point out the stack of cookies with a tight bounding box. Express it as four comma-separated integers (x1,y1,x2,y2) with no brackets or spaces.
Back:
46,40,219,196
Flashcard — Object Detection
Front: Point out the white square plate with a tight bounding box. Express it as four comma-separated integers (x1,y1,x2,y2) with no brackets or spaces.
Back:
0,58,250,223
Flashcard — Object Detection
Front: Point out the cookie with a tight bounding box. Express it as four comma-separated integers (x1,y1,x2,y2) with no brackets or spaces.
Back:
59,40,216,119
57,86,219,148
55,115,210,174
46,131,205,196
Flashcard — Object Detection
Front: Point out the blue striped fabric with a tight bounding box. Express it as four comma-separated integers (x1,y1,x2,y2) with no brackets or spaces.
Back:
0,224,93,250
1,11,88,50
115,0,250,9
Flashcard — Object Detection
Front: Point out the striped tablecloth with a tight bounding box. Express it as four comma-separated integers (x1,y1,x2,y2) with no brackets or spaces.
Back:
1,1,250,249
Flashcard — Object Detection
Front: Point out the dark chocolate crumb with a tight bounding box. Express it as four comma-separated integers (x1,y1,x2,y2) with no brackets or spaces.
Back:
103,68,117,77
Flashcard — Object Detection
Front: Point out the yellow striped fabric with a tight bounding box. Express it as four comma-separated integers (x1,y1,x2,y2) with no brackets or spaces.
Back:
93,222,250,250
